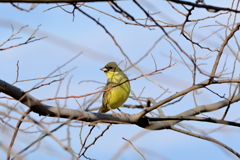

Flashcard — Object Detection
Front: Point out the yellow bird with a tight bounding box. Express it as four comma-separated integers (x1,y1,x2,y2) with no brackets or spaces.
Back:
99,62,130,113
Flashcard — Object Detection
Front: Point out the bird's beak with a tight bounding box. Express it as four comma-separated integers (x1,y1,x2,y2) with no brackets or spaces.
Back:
100,67,108,72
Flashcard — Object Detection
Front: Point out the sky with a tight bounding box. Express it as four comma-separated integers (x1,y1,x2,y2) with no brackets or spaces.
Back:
0,0,240,160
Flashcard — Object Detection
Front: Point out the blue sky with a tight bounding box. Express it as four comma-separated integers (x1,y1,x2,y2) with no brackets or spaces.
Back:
0,1,240,160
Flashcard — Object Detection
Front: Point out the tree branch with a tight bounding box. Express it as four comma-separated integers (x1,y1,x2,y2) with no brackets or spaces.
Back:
171,126,240,158
1,0,117,3
1,78,240,130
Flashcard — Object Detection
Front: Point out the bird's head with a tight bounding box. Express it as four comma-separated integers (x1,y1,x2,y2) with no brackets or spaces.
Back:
101,62,124,79
100,62,122,73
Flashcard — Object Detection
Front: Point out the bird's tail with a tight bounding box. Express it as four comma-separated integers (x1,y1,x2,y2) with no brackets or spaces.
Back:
98,107,109,113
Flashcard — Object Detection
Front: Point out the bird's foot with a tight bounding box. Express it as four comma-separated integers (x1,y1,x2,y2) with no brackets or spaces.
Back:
117,108,130,118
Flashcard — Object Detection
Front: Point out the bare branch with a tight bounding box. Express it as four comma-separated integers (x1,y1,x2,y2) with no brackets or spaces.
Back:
171,126,240,158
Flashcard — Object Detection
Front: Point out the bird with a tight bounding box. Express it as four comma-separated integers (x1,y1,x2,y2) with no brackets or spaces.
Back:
98,62,130,113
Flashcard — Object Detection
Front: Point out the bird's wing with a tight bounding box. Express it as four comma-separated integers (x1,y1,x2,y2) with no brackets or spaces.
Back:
98,81,116,113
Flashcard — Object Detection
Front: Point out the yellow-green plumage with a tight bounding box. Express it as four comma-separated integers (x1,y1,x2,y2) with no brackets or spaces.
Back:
99,62,130,113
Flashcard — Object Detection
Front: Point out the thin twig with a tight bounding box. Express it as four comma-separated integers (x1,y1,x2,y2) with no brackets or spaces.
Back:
171,126,240,158
122,137,146,160
7,109,31,160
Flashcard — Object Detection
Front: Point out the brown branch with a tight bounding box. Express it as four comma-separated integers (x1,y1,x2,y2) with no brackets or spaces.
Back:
15,123,67,157
80,124,112,157
210,23,240,78
44,4,181,28
137,79,240,118
41,63,176,101
171,126,240,158
1,0,116,2
79,125,95,157
10,2,38,11
222,84,239,120
7,109,31,160
26,78,64,92
0,25,47,51
122,137,146,160
12,70,68,85
147,116,240,128
1,75,240,130
168,0,240,13
133,0,217,79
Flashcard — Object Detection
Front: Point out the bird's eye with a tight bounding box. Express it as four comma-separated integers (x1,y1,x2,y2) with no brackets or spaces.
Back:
108,67,113,69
